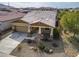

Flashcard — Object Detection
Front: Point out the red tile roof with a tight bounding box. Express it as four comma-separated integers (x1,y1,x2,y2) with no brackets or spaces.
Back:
0,11,25,22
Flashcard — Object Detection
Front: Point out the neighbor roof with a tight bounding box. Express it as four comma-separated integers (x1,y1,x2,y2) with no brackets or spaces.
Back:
0,11,25,22
21,10,57,27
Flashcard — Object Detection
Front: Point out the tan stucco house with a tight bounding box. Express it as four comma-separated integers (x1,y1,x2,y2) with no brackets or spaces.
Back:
12,10,57,40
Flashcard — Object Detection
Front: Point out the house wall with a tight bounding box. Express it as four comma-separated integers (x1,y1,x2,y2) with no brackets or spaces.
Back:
12,20,54,40
0,22,11,32
12,20,29,32
12,23,28,26
12,20,53,34
12,23,28,32
15,26,28,32
0,17,22,33
31,22,52,28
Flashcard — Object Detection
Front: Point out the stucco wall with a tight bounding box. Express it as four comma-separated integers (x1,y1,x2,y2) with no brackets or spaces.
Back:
0,17,22,32
0,22,11,32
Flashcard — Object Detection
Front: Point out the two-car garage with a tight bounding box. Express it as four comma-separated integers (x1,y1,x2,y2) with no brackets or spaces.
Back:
12,22,28,33
15,26,28,32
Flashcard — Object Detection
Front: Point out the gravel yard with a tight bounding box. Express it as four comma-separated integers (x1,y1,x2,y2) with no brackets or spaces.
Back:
10,39,67,57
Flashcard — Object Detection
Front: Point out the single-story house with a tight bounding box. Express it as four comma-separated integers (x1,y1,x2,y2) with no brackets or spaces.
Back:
12,10,57,39
0,11,25,35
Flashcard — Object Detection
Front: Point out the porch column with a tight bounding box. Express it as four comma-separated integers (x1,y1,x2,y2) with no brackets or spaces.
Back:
28,25,31,33
50,28,53,37
38,26,41,34
12,26,15,31
27,25,31,37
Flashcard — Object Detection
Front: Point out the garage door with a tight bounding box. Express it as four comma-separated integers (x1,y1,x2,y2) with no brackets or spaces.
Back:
16,26,28,32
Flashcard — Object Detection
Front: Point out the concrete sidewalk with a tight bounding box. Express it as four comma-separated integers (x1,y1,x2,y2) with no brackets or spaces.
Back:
0,32,27,55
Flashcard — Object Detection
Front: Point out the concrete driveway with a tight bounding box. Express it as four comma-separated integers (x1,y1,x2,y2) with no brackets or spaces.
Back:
0,52,15,57
0,32,27,55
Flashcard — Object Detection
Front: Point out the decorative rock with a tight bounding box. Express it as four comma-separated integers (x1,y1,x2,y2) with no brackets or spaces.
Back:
29,46,35,50
29,47,38,52
49,49,53,53
33,48,38,52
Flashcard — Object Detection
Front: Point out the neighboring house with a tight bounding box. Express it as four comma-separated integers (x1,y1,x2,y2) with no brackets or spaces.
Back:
12,10,57,39
0,11,25,35
0,4,14,9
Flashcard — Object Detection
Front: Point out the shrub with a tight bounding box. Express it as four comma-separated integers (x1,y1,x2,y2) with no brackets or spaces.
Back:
68,37,74,43
26,39,32,44
44,47,53,54
17,46,22,52
76,39,79,43
44,47,49,53
53,28,59,39
33,47,38,52
52,43,58,47
37,42,45,51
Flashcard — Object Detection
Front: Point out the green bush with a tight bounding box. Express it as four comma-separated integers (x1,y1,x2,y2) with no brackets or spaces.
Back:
76,39,79,43
53,28,59,39
44,47,53,54
37,42,45,51
33,48,38,52
67,37,73,43
44,47,49,53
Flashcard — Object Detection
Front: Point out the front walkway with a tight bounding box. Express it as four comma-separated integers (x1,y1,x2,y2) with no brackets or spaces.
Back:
0,32,27,55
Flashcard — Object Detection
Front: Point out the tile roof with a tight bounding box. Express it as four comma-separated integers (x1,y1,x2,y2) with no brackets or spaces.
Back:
0,11,25,22
21,10,57,27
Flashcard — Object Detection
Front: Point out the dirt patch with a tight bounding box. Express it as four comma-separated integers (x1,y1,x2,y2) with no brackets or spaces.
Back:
61,32,78,57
